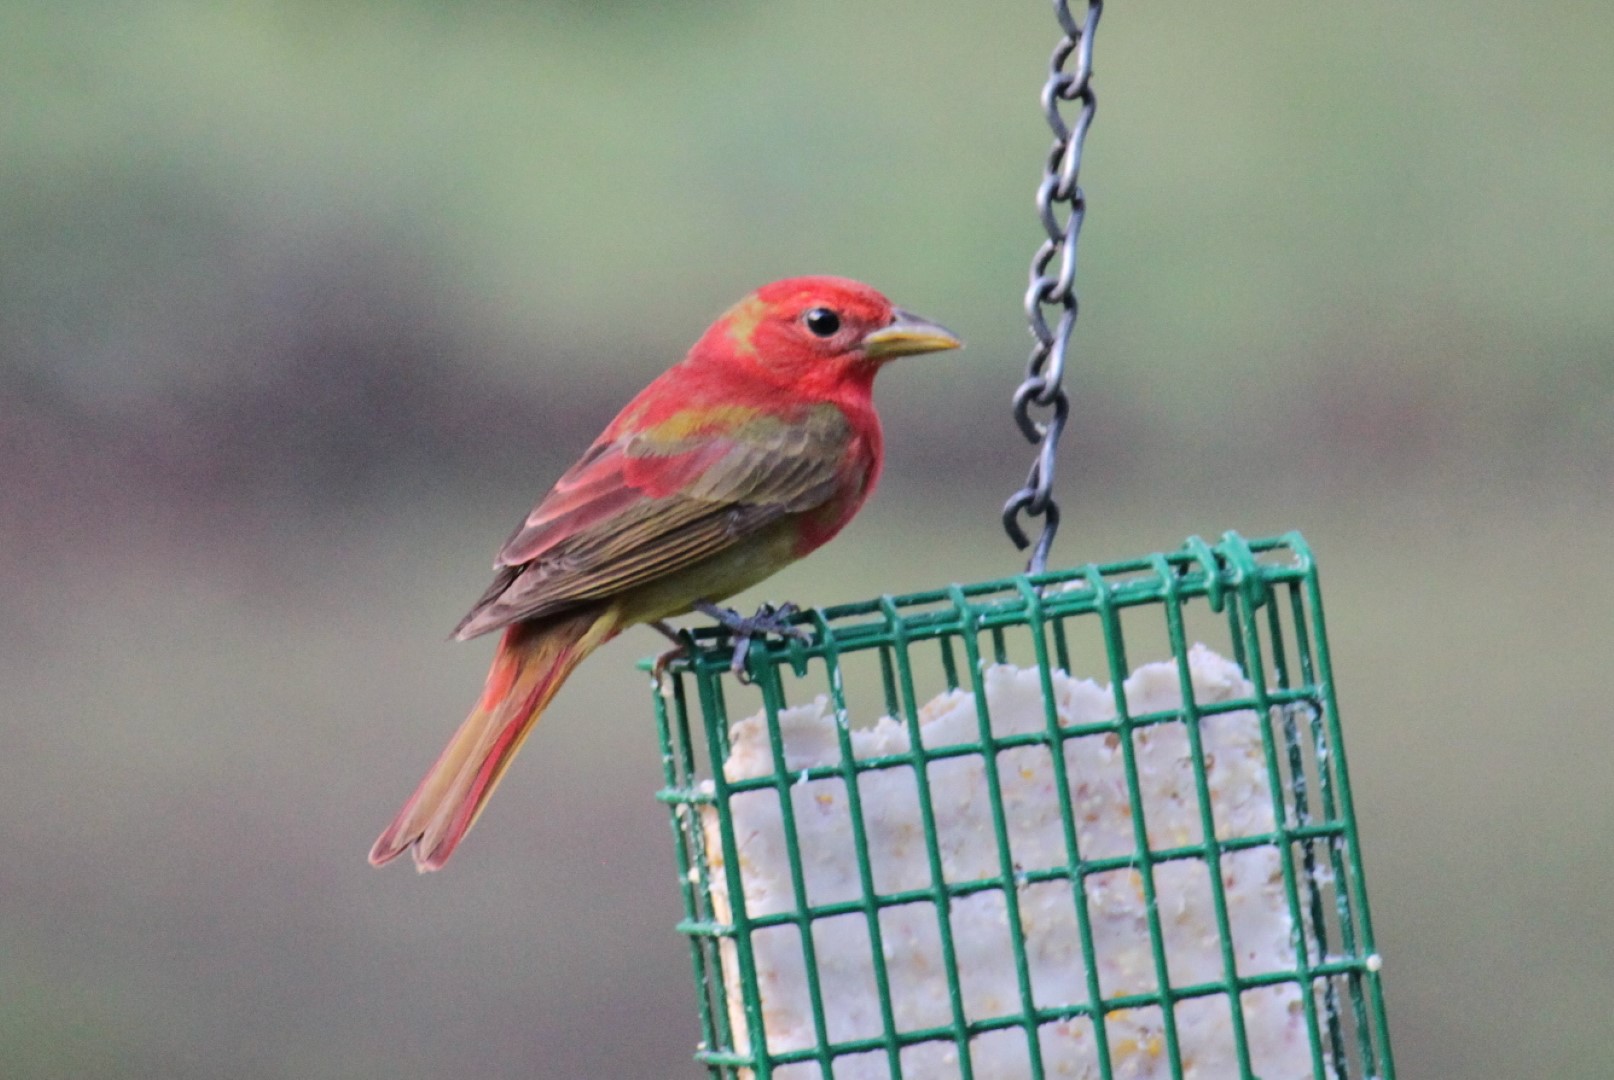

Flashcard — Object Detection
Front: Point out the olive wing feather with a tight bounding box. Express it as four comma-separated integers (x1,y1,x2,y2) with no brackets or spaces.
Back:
453,407,853,638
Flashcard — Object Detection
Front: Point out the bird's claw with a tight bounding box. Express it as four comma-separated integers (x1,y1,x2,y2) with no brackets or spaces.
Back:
650,644,685,688
649,620,689,690
694,600,812,681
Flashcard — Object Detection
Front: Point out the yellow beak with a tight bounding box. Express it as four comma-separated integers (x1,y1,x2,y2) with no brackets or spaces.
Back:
861,309,964,360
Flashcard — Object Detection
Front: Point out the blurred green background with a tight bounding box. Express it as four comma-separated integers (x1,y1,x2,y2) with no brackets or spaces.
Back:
3,2,1610,1077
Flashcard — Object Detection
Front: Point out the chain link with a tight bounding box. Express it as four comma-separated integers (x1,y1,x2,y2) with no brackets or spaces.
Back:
1003,0,1100,575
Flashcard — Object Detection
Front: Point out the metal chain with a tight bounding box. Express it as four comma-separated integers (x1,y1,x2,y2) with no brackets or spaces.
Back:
1003,0,1101,576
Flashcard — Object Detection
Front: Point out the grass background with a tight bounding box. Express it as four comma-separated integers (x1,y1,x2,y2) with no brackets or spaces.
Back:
2,2,1610,1077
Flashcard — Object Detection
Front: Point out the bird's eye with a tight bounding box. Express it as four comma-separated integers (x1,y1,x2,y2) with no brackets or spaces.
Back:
803,308,841,338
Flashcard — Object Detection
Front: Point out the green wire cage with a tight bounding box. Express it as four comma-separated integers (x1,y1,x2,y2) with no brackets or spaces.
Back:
650,532,1394,1079
645,5,1394,1077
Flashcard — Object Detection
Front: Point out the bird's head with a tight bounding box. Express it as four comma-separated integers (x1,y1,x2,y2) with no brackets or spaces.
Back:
700,276,962,396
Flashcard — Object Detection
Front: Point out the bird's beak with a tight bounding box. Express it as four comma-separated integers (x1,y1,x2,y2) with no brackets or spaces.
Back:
861,309,964,360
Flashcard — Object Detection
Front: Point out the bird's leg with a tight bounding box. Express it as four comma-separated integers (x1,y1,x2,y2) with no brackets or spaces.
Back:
649,620,688,686
694,600,812,680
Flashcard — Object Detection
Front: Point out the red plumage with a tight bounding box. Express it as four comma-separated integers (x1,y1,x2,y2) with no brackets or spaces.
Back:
370,276,960,871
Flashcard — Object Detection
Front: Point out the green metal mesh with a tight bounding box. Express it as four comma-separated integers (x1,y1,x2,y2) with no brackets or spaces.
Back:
648,531,1394,1079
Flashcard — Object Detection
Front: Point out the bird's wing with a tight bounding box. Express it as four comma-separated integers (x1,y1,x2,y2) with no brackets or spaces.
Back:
452,404,855,638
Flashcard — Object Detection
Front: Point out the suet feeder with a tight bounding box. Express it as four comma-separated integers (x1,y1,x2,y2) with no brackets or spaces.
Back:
646,5,1395,1078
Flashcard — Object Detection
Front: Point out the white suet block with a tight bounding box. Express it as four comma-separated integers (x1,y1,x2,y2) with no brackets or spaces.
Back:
703,644,1318,1079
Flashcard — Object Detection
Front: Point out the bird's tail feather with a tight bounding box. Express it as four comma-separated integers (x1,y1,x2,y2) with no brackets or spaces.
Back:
369,610,615,872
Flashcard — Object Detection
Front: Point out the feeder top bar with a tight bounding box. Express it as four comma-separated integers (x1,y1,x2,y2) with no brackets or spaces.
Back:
639,530,1309,676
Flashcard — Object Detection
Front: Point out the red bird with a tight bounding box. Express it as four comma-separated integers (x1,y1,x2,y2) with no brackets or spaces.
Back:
369,276,961,871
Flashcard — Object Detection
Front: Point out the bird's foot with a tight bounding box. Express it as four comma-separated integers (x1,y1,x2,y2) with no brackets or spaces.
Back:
695,600,811,640
649,620,688,688
694,600,812,680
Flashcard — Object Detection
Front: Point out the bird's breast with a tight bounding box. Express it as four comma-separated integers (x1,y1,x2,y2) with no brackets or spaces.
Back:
792,434,880,557
614,518,809,624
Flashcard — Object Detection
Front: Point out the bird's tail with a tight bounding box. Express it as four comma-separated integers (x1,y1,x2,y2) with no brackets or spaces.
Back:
369,610,617,872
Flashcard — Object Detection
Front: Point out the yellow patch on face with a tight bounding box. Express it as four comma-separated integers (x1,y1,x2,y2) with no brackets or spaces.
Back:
722,294,767,357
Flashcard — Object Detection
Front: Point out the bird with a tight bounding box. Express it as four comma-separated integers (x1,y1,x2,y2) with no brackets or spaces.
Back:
368,276,961,871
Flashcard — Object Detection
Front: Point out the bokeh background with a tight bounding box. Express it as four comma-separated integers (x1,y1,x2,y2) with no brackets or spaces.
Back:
4,3,1610,1078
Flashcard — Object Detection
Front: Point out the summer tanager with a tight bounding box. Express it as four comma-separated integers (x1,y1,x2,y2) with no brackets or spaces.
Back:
369,276,961,871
